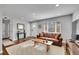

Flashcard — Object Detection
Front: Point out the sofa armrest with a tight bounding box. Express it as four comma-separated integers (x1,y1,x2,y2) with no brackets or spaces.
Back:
59,38,63,42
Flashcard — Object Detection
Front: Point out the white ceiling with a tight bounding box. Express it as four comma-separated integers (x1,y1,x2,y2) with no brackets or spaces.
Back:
0,4,79,21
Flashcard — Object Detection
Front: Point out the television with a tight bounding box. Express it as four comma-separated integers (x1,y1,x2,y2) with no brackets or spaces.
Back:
76,35,79,40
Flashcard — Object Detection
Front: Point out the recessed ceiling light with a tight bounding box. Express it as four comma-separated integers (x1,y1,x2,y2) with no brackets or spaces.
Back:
56,4,59,7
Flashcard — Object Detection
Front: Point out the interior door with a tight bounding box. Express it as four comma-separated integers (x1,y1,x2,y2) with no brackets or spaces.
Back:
2,23,5,38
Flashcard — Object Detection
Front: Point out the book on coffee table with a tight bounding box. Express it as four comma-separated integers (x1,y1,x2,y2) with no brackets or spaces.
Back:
45,40,53,45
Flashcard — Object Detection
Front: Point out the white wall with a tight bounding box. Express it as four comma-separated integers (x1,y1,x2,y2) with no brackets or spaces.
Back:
0,15,2,53
72,9,79,39
31,15,72,40
76,20,79,34
73,9,79,22
11,18,30,41
25,22,30,37
30,23,38,37
9,18,13,40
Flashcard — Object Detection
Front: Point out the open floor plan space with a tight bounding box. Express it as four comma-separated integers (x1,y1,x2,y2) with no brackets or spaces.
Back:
0,4,79,55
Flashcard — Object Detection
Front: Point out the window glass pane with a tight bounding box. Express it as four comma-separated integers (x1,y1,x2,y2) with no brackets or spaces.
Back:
44,22,47,32
48,22,55,32
56,22,61,33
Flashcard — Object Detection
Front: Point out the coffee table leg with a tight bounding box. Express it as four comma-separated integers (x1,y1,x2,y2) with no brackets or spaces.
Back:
46,45,50,52
33,41,37,47
33,41,36,47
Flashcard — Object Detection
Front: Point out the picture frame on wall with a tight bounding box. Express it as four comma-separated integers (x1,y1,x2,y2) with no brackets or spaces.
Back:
17,23,25,30
17,23,26,40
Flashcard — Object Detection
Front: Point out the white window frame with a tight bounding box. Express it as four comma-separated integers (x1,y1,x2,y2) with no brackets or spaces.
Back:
44,21,61,33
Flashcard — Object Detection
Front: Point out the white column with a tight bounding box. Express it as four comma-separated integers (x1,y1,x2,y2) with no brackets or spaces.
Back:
0,15,2,54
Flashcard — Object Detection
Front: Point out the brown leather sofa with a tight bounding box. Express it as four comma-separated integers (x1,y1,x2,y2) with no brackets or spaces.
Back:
37,32,63,46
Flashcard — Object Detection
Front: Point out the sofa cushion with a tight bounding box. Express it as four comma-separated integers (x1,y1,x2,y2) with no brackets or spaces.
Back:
48,34,53,38
52,34,56,38
43,32,47,37
37,32,62,46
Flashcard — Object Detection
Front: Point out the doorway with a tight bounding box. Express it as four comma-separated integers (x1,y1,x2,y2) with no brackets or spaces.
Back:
2,17,15,47
2,17,10,39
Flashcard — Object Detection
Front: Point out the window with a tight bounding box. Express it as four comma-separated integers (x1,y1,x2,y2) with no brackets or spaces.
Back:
48,22,55,32
56,22,61,33
44,22,48,32
47,22,61,33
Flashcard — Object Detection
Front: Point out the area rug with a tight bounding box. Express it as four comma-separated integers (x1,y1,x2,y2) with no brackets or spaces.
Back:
6,40,46,55
47,45,65,55
6,40,65,55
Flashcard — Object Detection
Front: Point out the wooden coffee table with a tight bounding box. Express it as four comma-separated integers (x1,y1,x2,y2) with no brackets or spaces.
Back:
32,38,53,52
